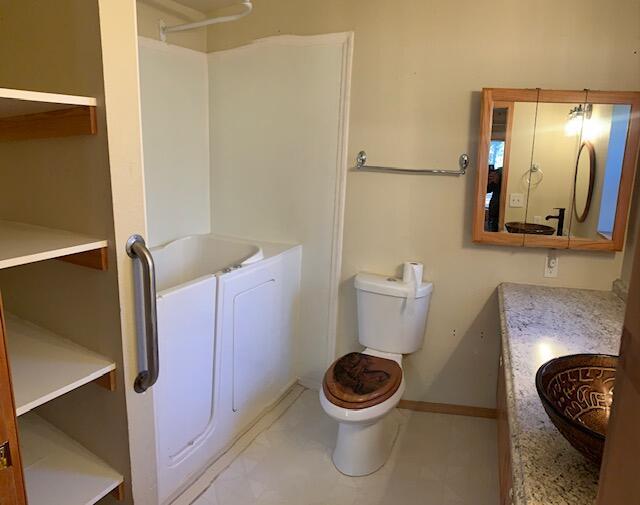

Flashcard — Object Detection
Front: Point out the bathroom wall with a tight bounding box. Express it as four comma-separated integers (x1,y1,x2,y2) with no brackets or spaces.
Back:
207,0,640,407
138,37,211,246
622,169,640,287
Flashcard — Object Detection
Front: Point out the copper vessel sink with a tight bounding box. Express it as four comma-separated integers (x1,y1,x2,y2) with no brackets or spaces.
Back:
505,221,556,235
535,354,618,464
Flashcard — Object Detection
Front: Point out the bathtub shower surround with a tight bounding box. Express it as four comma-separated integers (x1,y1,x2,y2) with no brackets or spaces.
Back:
151,234,301,503
139,31,352,394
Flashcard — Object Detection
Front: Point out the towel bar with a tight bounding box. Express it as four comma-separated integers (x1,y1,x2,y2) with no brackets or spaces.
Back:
355,150,469,176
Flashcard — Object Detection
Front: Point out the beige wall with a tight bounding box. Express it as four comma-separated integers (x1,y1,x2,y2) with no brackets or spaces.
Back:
205,0,640,407
622,164,640,287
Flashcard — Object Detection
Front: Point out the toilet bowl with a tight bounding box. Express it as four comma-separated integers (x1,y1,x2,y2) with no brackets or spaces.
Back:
319,271,433,476
319,349,405,476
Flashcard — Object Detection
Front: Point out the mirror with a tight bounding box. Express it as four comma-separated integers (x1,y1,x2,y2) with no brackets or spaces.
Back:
484,101,535,234
573,142,595,223
473,89,640,251
521,100,587,245
569,103,632,241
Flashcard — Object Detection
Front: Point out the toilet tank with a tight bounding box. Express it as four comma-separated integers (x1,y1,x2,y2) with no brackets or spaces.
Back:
355,273,433,354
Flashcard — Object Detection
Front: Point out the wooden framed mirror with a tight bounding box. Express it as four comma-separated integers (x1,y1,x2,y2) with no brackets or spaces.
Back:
472,88,640,251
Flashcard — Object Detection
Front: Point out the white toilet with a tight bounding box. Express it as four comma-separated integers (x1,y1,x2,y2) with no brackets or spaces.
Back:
320,272,433,476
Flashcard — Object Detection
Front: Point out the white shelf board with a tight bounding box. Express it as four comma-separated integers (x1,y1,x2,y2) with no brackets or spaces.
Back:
6,314,115,416
0,220,108,270
0,87,97,119
19,413,123,505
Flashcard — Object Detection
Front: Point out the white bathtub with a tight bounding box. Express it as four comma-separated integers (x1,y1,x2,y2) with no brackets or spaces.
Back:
151,234,301,504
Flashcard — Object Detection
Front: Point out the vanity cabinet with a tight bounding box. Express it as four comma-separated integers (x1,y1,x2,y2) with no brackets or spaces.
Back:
497,351,514,505
473,88,640,251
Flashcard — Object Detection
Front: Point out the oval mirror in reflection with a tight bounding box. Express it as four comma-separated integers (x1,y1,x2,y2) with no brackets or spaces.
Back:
574,142,595,223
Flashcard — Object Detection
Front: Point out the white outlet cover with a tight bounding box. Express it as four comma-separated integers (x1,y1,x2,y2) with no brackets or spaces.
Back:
509,193,524,208
544,253,559,278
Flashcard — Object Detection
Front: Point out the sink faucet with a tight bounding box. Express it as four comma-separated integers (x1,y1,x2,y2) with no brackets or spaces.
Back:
545,208,566,236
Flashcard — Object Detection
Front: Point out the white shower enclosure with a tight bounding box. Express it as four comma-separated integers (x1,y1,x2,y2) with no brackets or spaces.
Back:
138,32,352,503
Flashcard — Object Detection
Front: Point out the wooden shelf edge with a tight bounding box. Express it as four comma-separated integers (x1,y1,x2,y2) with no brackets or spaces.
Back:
0,88,96,107
58,246,108,271
110,481,125,501
93,369,117,392
0,106,97,142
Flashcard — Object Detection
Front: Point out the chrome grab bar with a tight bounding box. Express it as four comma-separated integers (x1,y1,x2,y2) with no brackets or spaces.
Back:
126,234,159,394
355,150,469,176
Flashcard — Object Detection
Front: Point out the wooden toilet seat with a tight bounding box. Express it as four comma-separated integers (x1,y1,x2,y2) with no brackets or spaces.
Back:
322,352,402,410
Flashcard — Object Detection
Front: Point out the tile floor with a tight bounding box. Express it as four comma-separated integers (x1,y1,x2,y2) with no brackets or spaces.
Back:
193,390,499,505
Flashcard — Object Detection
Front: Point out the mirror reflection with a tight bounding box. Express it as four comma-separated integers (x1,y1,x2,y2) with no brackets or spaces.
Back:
571,103,631,240
483,99,632,242
484,102,533,232
520,101,586,238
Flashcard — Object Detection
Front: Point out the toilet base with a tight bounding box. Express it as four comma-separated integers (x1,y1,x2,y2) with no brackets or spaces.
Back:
332,410,399,476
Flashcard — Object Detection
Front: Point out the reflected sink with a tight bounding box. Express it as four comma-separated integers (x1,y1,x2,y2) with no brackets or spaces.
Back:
536,354,618,463
505,221,555,235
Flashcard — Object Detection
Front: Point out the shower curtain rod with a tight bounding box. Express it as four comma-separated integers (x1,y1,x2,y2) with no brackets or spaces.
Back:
160,1,253,42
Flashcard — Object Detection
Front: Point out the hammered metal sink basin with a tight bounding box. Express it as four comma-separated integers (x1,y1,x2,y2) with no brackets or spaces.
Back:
505,221,556,235
535,354,618,463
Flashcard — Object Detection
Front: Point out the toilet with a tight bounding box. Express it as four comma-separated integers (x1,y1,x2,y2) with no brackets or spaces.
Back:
320,272,433,476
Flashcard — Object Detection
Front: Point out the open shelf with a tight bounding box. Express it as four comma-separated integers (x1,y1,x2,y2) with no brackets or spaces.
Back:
6,314,116,416
19,413,123,505
0,87,97,141
0,220,108,271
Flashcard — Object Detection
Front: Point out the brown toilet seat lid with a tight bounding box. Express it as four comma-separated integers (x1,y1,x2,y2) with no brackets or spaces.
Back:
323,352,402,409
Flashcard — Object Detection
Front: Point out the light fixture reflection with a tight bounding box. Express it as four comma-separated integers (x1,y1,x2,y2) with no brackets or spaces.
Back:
564,104,594,138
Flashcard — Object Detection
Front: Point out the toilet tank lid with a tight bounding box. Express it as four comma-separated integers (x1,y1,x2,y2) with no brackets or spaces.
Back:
355,273,433,298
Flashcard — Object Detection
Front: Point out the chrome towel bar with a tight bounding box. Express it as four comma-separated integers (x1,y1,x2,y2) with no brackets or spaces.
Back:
355,150,469,176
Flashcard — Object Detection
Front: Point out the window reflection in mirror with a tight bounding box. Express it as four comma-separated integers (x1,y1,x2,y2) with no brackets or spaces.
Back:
483,101,536,233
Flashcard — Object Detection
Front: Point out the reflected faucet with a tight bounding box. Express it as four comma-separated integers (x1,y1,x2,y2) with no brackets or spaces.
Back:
545,208,566,236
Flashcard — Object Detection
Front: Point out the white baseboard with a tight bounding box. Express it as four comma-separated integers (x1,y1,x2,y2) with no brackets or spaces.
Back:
297,376,321,391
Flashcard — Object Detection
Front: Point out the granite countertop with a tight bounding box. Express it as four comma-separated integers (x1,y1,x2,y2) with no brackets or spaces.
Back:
498,283,625,505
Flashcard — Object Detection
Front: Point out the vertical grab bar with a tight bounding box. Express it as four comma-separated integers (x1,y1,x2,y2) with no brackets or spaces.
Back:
126,234,159,393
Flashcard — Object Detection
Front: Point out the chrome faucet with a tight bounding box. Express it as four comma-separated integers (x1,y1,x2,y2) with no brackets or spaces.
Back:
545,208,566,236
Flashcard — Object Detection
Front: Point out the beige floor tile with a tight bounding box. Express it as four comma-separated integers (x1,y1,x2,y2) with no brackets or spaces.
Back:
193,390,498,505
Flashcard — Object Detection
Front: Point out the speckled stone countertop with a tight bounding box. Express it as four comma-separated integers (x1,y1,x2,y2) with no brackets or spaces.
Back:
498,283,625,505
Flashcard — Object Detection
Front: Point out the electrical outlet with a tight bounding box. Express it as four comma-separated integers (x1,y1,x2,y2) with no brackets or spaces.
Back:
509,193,524,208
544,252,559,278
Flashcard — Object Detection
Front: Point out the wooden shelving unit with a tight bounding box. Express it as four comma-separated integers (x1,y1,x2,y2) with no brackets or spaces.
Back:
0,86,121,503
0,220,108,271
6,314,116,416
19,414,123,505
0,88,97,141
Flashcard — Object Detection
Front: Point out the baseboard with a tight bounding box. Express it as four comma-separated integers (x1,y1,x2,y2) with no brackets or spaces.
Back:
297,376,321,391
398,399,497,419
